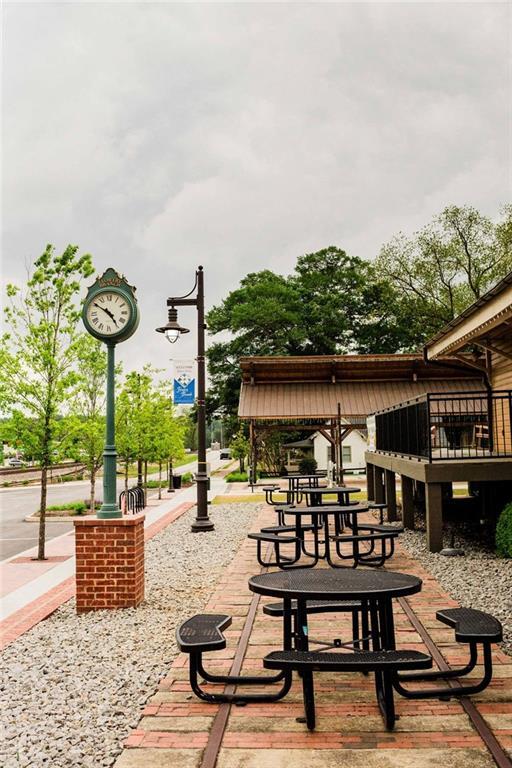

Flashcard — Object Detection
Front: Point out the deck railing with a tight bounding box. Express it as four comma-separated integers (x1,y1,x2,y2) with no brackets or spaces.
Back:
374,390,512,461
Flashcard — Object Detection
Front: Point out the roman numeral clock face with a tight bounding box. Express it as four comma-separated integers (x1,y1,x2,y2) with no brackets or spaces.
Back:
85,291,131,336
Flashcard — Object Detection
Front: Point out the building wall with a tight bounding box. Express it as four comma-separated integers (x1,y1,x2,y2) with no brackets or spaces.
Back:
313,430,367,471
491,336,512,453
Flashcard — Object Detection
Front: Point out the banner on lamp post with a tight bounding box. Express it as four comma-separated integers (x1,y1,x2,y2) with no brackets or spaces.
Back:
173,360,196,405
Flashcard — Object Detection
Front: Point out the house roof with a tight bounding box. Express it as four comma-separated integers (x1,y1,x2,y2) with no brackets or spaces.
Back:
238,378,484,421
425,271,512,359
239,353,480,385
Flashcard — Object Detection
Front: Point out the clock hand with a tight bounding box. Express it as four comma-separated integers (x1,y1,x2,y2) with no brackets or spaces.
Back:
93,303,118,327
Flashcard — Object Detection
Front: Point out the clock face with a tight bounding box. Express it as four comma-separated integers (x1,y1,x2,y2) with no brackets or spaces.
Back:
85,290,132,337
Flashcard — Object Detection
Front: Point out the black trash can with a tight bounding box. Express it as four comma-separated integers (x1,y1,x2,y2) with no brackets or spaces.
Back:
172,474,182,489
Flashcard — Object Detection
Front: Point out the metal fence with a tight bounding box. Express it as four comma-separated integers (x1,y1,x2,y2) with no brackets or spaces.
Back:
374,390,512,461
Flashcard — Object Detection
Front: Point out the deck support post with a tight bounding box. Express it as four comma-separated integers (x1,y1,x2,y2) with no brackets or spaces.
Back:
385,470,397,522
366,463,375,502
374,466,385,504
426,482,444,553
401,475,415,530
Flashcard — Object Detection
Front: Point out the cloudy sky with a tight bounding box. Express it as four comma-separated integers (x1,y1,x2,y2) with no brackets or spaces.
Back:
3,1,511,374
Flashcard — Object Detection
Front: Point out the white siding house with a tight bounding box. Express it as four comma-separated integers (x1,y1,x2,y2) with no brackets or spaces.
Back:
312,429,367,473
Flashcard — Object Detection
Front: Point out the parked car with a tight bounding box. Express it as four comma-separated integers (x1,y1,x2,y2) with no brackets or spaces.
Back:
7,457,24,468
220,449,231,460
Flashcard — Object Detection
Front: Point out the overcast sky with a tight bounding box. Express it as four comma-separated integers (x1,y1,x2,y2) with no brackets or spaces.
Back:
3,1,511,375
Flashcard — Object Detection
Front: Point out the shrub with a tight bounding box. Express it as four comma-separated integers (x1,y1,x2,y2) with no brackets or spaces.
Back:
181,472,194,484
298,456,317,475
226,471,249,482
496,502,512,558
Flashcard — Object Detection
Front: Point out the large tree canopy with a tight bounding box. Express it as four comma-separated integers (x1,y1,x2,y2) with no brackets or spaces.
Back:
377,205,512,335
206,205,512,427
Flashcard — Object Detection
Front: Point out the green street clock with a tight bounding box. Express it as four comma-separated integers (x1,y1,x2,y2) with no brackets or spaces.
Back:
82,268,139,343
82,268,140,519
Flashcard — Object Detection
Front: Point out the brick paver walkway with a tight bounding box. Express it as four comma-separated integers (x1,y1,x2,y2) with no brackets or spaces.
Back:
115,504,512,768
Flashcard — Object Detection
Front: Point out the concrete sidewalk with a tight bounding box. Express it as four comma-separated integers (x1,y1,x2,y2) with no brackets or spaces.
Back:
115,504,512,768
0,475,228,649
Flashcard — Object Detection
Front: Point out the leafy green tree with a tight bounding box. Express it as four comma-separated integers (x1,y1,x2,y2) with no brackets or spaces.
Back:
145,386,186,498
206,248,419,420
115,368,154,491
377,205,512,335
230,428,250,472
0,245,94,559
67,335,107,511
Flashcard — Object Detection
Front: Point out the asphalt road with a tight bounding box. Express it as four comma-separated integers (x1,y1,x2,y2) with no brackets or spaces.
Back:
0,452,227,561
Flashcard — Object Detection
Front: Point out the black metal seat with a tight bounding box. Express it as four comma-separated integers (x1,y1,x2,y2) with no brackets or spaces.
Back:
177,614,231,653
263,599,361,617
330,531,398,567
368,502,387,524
248,531,302,568
436,607,503,643
176,614,292,704
357,523,404,534
264,649,432,671
395,607,503,702
260,524,317,534
264,648,432,730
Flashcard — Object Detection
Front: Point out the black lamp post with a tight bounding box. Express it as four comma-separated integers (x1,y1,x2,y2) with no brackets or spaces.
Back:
156,266,214,532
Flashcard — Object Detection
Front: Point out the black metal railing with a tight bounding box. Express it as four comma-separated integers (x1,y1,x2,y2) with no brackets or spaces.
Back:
374,390,512,461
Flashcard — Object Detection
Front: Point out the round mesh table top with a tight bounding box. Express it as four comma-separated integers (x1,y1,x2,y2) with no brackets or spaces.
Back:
281,504,369,516
249,568,421,600
301,487,361,495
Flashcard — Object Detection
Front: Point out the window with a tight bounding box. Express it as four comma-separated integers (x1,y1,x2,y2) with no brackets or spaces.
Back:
342,446,352,463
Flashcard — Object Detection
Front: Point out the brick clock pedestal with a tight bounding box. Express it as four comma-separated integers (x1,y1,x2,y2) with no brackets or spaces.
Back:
74,514,145,613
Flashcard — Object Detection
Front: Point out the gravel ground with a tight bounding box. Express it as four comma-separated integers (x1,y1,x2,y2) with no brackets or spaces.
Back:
399,526,512,655
0,503,261,768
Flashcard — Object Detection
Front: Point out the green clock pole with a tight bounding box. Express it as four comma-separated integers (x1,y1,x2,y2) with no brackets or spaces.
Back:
98,341,121,518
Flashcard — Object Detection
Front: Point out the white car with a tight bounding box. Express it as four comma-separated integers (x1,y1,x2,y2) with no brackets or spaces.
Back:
7,457,24,468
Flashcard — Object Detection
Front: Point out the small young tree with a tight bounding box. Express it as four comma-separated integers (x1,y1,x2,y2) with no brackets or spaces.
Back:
230,428,249,472
67,335,107,511
0,245,94,559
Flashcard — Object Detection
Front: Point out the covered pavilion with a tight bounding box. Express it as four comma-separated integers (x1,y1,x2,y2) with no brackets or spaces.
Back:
238,354,484,482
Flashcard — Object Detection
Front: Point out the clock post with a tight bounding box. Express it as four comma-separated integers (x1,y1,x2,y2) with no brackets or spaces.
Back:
75,269,143,613
81,268,140,519
99,341,119,518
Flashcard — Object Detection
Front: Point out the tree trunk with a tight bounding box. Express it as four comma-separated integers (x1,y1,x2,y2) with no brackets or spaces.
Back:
144,460,148,490
38,465,48,560
158,461,162,500
89,465,96,513
124,460,129,491
240,456,245,472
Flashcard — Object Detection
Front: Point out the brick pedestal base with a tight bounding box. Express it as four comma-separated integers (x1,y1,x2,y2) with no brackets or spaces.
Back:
74,514,145,613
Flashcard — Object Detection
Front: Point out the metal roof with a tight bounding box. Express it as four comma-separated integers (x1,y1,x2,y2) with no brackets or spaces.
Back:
425,271,512,357
238,378,485,420
240,354,480,384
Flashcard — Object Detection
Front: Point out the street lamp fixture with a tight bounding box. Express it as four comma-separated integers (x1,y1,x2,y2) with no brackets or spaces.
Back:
156,307,190,344
156,266,214,532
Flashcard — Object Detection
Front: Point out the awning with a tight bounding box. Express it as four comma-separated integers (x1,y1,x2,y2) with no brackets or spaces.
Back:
238,379,485,421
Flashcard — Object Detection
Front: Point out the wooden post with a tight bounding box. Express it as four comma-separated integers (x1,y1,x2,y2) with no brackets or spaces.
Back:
426,482,444,553
374,466,385,504
385,469,397,522
366,462,375,501
401,475,414,529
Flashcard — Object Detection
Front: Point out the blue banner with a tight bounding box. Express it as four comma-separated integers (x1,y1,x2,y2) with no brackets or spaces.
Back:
173,361,196,405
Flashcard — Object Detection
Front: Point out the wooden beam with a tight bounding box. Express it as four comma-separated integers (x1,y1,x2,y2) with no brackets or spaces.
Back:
474,340,512,362
401,475,414,529
385,469,397,522
426,482,444,553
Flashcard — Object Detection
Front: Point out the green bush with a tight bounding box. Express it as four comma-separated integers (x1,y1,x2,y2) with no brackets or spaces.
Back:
226,471,249,482
298,456,317,475
181,472,194,484
496,502,512,558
